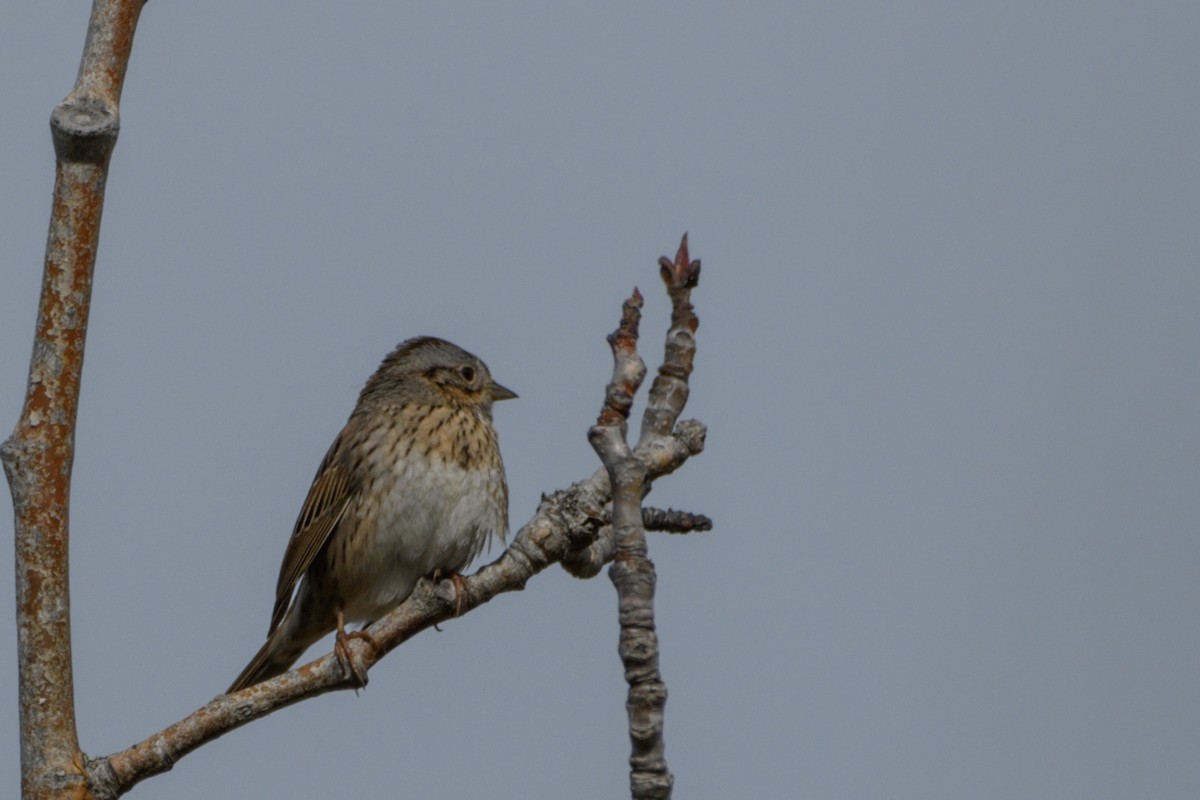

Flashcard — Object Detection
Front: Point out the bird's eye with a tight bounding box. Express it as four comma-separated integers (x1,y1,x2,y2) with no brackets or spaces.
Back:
458,365,476,383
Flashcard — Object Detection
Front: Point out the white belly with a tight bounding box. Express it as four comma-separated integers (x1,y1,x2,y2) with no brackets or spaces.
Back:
338,454,506,623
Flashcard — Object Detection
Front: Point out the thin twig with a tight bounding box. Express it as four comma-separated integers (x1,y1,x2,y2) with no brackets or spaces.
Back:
640,233,700,446
642,507,712,533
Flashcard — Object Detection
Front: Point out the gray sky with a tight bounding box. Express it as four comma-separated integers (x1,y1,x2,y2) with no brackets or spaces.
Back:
3,3,1199,798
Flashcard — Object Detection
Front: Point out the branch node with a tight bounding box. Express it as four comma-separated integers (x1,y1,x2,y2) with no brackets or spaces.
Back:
50,99,119,164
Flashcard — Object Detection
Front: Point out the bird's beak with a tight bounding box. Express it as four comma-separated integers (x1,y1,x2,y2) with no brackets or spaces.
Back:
488,382,518,401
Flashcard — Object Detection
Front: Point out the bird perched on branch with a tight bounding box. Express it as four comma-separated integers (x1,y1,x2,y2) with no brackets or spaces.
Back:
228,336,515,692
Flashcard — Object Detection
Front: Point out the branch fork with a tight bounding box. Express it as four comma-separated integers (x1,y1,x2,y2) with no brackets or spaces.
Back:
586,233,703,800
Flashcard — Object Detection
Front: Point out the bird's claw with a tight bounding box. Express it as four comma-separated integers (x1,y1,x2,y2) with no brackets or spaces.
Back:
431,569,469,617
335,610,375,688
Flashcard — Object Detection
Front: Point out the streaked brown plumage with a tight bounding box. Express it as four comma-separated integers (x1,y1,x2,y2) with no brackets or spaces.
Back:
228,336,514,692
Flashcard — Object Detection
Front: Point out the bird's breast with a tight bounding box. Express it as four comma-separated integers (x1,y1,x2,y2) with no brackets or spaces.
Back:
333,421,508,622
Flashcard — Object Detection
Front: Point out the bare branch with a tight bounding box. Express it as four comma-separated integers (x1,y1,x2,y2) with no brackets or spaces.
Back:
587,238,701,800
85,240,708,796
561,232,704,589
3,2,147,799
85,424,703,797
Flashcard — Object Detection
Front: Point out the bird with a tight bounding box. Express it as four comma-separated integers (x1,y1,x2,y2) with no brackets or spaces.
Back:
227,336,515,692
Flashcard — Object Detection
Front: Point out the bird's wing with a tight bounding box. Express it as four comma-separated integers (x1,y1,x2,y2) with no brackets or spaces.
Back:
267,430,354,634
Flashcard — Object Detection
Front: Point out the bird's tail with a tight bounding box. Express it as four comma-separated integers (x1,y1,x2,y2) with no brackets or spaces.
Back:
227,624,319,693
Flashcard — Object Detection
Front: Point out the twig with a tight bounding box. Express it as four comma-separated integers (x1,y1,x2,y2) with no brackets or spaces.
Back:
642,507,712,533
641,233,700,445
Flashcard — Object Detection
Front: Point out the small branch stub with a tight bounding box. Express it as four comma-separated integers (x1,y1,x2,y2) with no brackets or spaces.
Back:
642,507,712,534
50,101,119,164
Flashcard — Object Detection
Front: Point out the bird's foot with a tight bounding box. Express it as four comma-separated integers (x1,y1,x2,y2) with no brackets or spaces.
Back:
431,568,470,617
335,610,375,688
